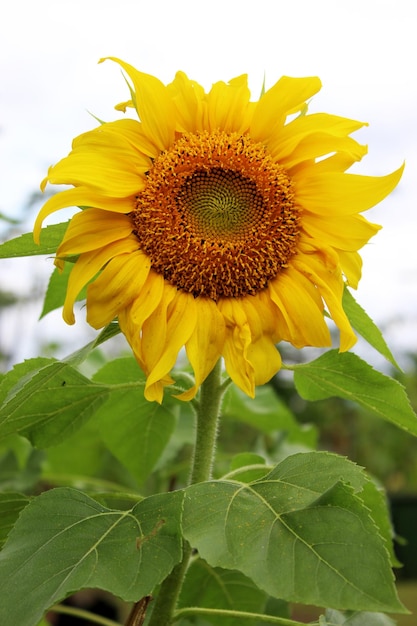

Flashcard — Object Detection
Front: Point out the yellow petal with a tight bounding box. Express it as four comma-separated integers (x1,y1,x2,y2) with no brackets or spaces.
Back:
278,134,367,169
337,250,363,289
293,164,405,216
101,57,176,152
239,297,282,386
47,124,149,197
167,71,206,133
63,237,139,325
143,289,197,402
218,298,255,397
293,253,357,351
207,75,251,133
73,119,154,167
58,209,134,255
178,297,225,401
87,249,151,328
269,113,368,165
34,187,134,243
301,213,381,251
269,268,331,348
118,271,165,365
250,76,322,144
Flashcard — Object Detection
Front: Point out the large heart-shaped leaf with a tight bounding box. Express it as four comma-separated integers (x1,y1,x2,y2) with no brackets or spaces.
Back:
0,487,183,626
183,452,404,614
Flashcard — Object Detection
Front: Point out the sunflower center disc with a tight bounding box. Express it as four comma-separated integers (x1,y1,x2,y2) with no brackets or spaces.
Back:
180,167,262,240
132,130,300,300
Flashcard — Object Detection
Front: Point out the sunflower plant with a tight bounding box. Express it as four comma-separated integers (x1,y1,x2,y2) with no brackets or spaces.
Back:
0,59,415,626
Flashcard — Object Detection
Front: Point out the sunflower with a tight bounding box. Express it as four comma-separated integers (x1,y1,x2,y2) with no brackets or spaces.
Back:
34,58,403,402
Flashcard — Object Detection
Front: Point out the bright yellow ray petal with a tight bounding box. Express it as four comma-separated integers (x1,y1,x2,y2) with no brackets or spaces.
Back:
63,237,139,325
302,213,381,251
167,71,206,133
337,250,363,289
218,299,255,397
250,76,322,144
282,113,367,141
46,124,149,197
269,113,368,165
269,268,331,348
239,296,282,386
57,209,134,255
87,249,151,328
207,75,251,133
293,254,357,351
293,164,405,216
178,297,226,401
100,57,176,152
72,119,154,167
118,271,166,366
277,134,367,169
143,289,197,402
34,187,134,243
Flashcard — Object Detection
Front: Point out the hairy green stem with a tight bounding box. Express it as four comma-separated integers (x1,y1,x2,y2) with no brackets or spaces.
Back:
147,360,223,626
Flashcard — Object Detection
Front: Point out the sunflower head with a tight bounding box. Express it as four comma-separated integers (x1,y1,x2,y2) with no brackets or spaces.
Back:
35,57,403,402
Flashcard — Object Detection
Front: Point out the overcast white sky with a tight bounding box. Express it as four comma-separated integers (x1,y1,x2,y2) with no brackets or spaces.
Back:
1,0,416,365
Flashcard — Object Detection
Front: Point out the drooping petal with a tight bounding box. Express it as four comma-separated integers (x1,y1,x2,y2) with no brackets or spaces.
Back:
100,57,176,152
219,298,255,397
142,288,197,402
293,252,357,351
269,267,331,348
87,249,151,328
337,250,363,289
178,297,226,401
63,237,139,325
118,271,166,365
239,296,282,386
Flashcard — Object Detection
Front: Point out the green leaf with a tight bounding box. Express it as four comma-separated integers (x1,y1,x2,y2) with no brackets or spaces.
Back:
0,492,31,549
183,451,405,614
44,417,109,479
230,452,266,471
292,350,417,436
223,385,305,436
0,487,183,626
343,288,400,370
64,320,122,366
222,453,269,483
0,222,68,258
92,358,176,484
0,447,44,492
178,559,268,626
0,359,110,446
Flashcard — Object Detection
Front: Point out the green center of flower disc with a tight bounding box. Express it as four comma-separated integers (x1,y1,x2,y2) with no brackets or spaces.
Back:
179,167,264,241
132,130,300,300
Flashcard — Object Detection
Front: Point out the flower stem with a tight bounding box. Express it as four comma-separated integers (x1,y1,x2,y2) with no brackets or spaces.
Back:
147,360,224,626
